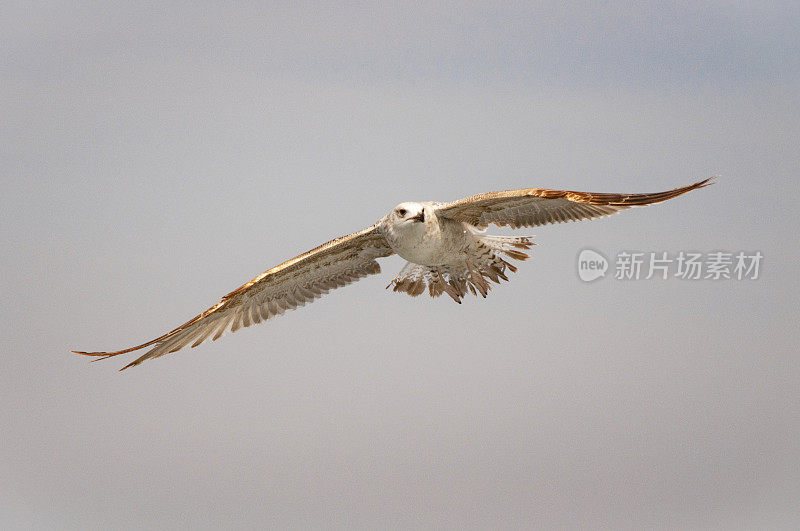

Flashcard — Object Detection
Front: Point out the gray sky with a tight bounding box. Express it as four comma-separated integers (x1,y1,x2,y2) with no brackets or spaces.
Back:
2,2,799,529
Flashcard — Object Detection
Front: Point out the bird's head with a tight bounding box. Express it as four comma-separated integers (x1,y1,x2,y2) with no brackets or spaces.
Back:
389,202,427,227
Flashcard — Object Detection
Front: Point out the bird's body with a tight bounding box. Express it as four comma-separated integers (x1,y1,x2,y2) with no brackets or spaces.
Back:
381,201,531,299
74,178,715,369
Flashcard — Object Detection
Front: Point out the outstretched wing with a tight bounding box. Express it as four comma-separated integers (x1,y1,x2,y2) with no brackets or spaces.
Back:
74,222,393,370
435,178,715,229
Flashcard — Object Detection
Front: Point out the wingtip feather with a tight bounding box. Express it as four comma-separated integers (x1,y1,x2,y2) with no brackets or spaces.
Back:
119,361,138,371
73,349,121,358
697,175,719,188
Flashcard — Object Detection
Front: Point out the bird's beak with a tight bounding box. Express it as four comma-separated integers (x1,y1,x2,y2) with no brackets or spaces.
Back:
410,210,425,223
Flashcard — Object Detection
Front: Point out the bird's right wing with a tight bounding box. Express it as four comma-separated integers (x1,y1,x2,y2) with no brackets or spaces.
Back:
73,222,393,370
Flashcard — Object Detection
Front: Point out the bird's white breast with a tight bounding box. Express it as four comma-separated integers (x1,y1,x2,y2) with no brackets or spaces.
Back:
382,212,471,266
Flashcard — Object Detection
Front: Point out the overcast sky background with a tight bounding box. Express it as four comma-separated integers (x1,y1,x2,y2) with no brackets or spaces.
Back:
2,2,799,529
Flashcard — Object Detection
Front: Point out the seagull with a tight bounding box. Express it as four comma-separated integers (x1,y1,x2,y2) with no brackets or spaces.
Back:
74,178,714,369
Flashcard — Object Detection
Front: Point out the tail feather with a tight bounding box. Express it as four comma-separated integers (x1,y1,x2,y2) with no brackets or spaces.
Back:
478,234,535,259
386,235,534,303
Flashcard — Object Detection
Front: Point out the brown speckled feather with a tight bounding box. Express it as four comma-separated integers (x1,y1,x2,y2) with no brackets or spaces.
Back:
73,223,392,370
434,177,715,229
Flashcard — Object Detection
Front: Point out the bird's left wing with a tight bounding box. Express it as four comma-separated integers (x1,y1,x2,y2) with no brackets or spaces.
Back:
73,222,393,370
434,178,715,229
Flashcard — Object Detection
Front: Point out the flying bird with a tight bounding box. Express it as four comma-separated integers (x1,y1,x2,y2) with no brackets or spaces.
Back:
74,178,714,369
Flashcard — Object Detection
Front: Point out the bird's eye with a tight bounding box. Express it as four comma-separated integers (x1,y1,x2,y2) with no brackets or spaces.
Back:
397,208,406,216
